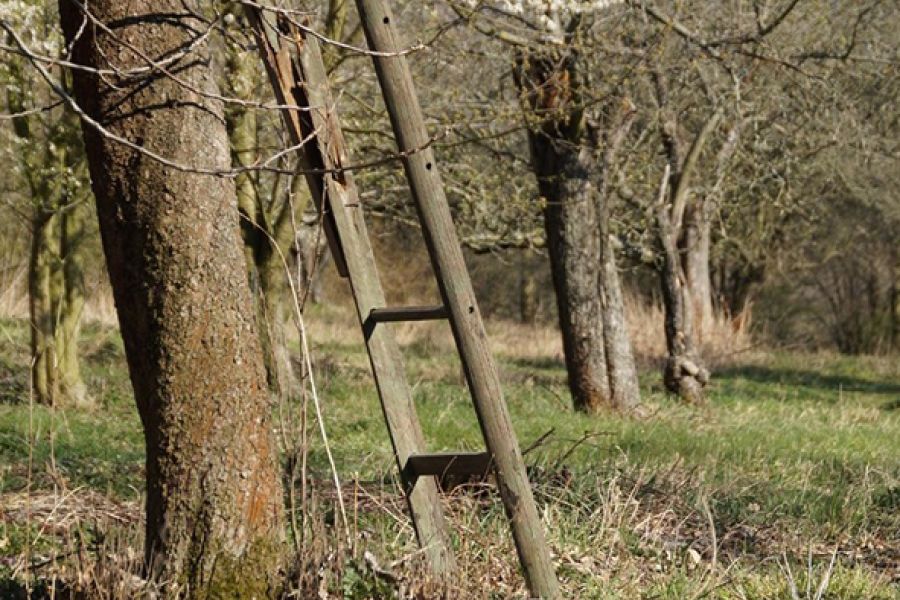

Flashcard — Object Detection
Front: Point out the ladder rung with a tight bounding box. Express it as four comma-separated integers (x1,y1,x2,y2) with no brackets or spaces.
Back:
368,305,448,324
403,451,493,482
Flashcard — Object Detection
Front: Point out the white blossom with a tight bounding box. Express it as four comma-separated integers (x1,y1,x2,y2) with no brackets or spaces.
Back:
463,0,625,39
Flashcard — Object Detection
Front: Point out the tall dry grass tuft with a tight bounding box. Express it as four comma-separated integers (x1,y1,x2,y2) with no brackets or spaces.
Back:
624,292,753,369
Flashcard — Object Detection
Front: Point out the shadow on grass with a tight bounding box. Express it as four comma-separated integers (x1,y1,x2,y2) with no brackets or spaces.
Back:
718,365,900,397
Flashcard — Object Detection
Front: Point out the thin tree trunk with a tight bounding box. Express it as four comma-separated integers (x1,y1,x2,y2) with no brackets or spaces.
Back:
519,267,539,325
600,238,640,410
294,207,330,306
56,199,89,407
29,207,58,405
29,176,90,409
15,61,91,408
597,108,641,411
652,75,718,403
657,190,709,404
223,19,283,395
682,200,714,342
683,117,741,343
892,250,899,352
60,1,284,594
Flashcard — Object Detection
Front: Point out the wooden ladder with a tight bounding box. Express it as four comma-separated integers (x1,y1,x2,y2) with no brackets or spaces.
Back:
246,4,559,597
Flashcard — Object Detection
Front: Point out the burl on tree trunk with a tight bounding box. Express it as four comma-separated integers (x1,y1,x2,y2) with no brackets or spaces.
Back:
59,0,283,594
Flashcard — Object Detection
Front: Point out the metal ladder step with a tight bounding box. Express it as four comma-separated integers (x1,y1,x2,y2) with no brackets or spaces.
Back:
403,451,493,483
367,305,448,324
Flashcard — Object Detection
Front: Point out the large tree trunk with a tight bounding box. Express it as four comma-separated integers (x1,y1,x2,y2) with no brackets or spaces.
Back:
518,49,640,412
532,134,610,411
60,1,284,594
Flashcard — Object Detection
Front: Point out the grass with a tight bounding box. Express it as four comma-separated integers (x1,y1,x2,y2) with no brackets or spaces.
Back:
0,309,898,598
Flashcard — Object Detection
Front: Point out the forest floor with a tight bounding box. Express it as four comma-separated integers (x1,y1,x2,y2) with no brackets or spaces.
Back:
0,310,898,598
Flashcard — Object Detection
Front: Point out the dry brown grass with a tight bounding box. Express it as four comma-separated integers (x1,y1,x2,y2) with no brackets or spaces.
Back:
0,470,729,599
299,289,753,377
623,294,754,369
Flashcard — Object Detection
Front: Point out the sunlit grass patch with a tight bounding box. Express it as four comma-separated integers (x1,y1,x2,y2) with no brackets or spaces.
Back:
1,316,897,597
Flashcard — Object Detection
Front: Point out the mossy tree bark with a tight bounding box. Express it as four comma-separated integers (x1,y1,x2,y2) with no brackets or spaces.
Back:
28,203,59,405
31,188,90,408
59,0,284,594
55,199,89,405
516,47,640,413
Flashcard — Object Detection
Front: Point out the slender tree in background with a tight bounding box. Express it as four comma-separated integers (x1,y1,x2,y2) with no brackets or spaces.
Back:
649,68,719,403
221,5,305,394
3,4,90,407
453,2,641,412
220,2,347,392
58,0,283,593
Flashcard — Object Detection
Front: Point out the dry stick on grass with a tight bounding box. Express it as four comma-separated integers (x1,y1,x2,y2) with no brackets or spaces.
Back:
552,431,616,471
521,427,555,456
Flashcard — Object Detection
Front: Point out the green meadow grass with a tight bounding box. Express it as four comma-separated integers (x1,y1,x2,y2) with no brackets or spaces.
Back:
1,315,898,598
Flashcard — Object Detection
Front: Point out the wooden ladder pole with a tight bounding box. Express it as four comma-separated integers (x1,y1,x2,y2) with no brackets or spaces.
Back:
353,2,561,597
244,6,456,574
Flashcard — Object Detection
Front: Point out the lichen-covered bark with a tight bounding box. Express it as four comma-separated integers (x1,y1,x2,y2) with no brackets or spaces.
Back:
59,0,283,594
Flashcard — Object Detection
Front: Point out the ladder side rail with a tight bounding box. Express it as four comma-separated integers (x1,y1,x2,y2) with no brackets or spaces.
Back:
244,7,456,574
352,2,561,597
